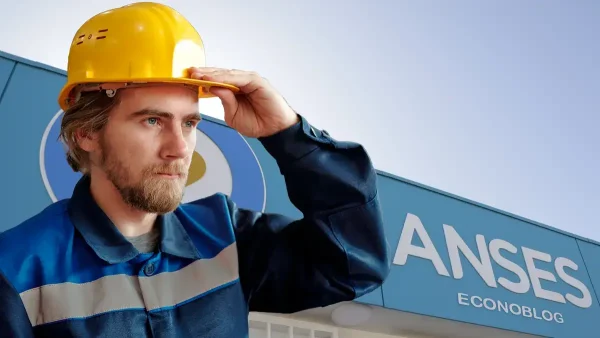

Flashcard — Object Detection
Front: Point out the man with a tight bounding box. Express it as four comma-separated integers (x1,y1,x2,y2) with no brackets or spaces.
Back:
0,2,390,338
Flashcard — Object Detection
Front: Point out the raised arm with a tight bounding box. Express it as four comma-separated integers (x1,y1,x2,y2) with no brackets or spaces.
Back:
187,67,391,313
230,116,390,313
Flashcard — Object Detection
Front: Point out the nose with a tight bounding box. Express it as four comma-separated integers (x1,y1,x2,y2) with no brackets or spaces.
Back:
160,126,190,160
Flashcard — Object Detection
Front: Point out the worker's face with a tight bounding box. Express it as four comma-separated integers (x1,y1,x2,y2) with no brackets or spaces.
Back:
92,85,200,213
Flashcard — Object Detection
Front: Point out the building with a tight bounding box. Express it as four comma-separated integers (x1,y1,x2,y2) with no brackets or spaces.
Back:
0,49,598,338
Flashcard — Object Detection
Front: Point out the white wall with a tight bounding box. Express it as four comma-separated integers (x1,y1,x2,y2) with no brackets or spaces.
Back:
248,312,416,338
340,328,420,338
338,329,412,338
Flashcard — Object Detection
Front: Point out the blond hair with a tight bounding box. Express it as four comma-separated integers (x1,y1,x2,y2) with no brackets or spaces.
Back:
58,91,120,174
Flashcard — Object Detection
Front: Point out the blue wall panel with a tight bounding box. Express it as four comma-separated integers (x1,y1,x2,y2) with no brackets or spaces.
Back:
0,56,15,98
245,137,301,219
354,287,384,307
0,64,65,231
575,240,600,310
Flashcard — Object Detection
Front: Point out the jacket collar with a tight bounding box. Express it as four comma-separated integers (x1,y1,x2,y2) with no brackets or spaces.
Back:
67,175,200,264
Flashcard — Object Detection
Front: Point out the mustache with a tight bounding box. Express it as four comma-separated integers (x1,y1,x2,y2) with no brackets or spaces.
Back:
146,163,188,176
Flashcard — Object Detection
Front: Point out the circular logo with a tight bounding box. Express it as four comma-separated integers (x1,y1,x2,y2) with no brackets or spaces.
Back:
40,110,266,212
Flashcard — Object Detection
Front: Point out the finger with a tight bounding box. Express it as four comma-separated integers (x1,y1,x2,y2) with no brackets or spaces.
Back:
189,67,225,73
209,87,239,117
189,67,242,78
190,69,263,94
189,67,245,74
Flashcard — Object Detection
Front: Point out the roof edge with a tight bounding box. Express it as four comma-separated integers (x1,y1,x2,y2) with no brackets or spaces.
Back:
376,169,600,247
0,50,67,75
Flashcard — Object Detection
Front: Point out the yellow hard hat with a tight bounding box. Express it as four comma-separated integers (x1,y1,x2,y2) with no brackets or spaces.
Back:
58,2,238,111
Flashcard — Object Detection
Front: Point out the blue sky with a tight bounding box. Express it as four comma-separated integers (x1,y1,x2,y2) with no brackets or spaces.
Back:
0,0,598,240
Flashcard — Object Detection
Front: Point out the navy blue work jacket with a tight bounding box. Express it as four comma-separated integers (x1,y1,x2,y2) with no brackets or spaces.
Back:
0,116,390,337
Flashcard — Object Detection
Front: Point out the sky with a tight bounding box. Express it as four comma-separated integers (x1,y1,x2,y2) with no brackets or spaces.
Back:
0,0,598,241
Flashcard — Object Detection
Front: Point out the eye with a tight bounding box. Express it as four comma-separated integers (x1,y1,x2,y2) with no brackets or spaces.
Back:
147,118,159,125
184,120,198,128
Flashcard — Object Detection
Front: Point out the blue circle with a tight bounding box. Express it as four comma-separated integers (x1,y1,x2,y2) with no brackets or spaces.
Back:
41,112,266,211
196,121,266,211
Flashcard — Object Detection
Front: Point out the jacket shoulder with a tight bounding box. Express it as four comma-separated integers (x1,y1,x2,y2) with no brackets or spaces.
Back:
0,200,73,289
0,200,71,249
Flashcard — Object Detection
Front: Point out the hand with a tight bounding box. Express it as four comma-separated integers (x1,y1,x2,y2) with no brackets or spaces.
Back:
189,67,300,138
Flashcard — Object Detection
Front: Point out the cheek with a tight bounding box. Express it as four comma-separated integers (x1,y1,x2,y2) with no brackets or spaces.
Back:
106,129,153,162
118,138,144,155
129,139,158,164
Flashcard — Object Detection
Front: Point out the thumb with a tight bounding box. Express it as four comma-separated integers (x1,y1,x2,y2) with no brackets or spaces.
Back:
209,87,238,114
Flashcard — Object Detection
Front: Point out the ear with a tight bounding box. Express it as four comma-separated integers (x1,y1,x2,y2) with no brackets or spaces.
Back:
75,129,100,152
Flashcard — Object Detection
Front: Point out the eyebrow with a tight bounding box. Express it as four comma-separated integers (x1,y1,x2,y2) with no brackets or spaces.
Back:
130,109,202,122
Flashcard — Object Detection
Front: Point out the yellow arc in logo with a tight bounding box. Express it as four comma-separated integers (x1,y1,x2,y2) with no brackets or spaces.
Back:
186,151,207,187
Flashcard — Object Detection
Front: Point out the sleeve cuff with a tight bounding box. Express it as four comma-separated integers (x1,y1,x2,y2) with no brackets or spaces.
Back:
258,115,332,166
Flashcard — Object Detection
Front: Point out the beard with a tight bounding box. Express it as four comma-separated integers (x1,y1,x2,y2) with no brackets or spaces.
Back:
98,136,187,214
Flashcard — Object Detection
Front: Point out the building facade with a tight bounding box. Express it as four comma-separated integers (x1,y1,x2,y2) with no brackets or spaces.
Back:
0,50,598,338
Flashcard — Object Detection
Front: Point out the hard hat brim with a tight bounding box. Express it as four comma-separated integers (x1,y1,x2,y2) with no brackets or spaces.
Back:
58,77,240,112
